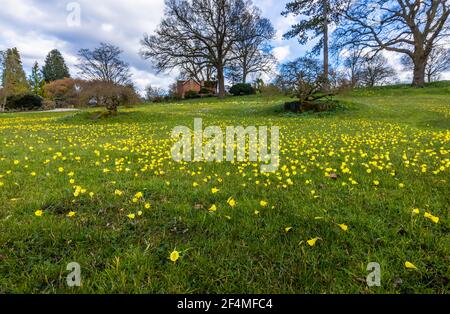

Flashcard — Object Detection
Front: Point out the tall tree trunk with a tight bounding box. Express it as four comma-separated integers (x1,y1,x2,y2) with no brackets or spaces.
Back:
323,0,329,92
242,71,247,84
412,58,426,87
242,57,248,84
217,65,225,98
1,95,7,112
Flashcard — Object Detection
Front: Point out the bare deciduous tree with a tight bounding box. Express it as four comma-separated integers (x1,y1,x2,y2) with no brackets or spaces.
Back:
228,8,276,84
79,80,140,114
343,48,365,88
77,43,132,85
335,0,450,87
359,54,397,87
145,84,167,102
178,55,216,82
401,46,450,83
141,0,257,98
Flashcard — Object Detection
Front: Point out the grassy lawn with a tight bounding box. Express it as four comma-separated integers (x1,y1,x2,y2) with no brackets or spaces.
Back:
0,83,449,293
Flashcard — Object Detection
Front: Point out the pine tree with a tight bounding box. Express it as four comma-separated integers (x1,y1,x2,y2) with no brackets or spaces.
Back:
0,50,3,78
282,0,346,91
29,61,45,96
1,48,30,110
42,49,70,82
0,51,3,111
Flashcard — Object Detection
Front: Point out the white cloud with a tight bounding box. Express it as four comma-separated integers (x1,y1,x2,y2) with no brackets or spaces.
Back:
0,0,166,92
101,24,114,32
273,46,291,62
130,67,176,94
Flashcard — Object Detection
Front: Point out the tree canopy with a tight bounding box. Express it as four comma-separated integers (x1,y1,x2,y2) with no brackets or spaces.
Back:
282,0,348,91
141,0,267,98
42,49,71,82
334,0,450,87
77,43,132,85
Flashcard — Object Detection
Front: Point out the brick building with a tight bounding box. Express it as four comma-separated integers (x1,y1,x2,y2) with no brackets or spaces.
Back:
177,79,217,99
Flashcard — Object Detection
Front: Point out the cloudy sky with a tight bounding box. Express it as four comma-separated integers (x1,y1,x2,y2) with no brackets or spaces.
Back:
0,0,448,93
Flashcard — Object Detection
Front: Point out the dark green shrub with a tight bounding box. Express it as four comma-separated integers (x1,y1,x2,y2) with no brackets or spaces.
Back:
229,83,255,96
199,87,211,95
284,100,338,113
6,94,42,111
185,90,200,99
203,81,217,89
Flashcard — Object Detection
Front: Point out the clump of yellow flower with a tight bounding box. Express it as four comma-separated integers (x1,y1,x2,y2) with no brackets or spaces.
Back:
211,187,219,194
73,186,82,197
307,237,320,247
338,224,348,232
170,250,180,262
135,192,143,199
405,261,418,270
424,212,439,224
227,197,236,207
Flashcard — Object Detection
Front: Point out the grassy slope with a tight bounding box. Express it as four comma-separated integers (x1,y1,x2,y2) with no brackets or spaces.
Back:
0,83,449,293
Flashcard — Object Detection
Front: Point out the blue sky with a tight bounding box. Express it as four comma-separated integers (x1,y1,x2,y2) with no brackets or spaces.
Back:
0,0,314,92
1,0,448,93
